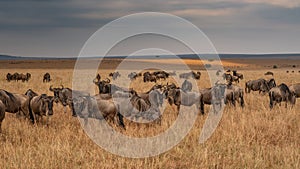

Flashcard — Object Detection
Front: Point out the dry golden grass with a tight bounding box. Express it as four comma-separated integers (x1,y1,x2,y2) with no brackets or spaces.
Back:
0,61,299,168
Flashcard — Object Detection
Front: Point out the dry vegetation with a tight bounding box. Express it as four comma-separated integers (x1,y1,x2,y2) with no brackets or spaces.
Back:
0,60,299,168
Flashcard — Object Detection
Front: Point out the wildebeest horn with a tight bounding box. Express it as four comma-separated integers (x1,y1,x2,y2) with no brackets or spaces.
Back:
105,78,110,83
49,85,54,91
93,78,98,83
60,85,64,89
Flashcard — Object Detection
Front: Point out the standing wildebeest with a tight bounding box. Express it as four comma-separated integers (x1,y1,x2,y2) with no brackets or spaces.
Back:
245,78,273,94
49,85,90,117
227,83,245,107
6,73,13,82
93,78,131,94
0,101,5,132
143,72,157,83
181,80,192,92
199,84,226,114
43,73,51,82
29,94,54,125
164,87,201,114
0,89,30,119
289,83,300,98
109,72,121,80
269,83,296,109
264,71,274,76
73,95,125,129
25,89,38,99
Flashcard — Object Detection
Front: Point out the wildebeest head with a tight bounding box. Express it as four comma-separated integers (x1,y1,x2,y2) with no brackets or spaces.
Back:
38,94,54,116
166,88,181,105
49,85,64,104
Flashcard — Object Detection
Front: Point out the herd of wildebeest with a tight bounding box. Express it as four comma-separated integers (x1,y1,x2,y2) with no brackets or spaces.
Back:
0,69,299,132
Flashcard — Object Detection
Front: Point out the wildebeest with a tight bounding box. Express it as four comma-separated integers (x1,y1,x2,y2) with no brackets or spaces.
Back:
0,89,30,119
49,85,90,117
245,78,275,94
199,84,226,114
286,71,289,73
128,72,138,80
223,73,233,83
73,95,125,129
6,73,13,82
216,70,222,76
109,72,121,80
29,94,54,125
43,73,51,82
289,83,300,98
0,100,5,132
269,83,296,109
181,80,192,92
17,73,31,82
25,89,38,99
179,71,201,79
93,78,132,95
232,70,243,80
264,71,274,76
143,72,157,83
227,83,245,107
165,87,201,114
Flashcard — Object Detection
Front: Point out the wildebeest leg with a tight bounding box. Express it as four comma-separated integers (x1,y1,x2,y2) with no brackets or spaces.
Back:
240,96,245,108
0,110,5,133
117,112,125,129
200,101,205,115
63,106,67,113
70,103,77,117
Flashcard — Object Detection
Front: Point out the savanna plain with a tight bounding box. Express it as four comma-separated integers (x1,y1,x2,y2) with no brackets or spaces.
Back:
0,58,299,168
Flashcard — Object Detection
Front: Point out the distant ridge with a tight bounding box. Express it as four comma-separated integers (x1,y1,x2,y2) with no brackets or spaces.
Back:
1,53,300,60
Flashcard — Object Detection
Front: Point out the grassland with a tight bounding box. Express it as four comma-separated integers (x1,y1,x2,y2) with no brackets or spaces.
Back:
0,59,299,168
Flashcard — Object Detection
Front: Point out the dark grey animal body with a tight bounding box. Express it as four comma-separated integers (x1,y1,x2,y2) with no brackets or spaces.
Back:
269,83,296,109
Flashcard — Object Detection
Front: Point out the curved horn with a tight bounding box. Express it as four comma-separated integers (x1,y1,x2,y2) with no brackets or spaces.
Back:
60,85,64,89
49,85,54,91
105,78,111,83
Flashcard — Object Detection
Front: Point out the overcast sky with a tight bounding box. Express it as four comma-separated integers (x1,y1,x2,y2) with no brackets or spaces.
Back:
0,0,300,57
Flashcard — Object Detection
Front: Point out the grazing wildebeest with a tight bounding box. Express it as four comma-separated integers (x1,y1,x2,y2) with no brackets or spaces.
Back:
19,73,31,82
199,84,226,114
49,85,90,117
0,101,5,133
232,70,243,80
73,95,125,129
264,71,274,76
109,72,121,80
43,73,51,82
29,94,54,125
179,71,201,79
12,72,19,81
25,89,38,99
0,89,30,119
181,80,192,92
269,83,296,109
6,73,13,82
245,78,271,94
128,72,138,80
289,83,300,98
